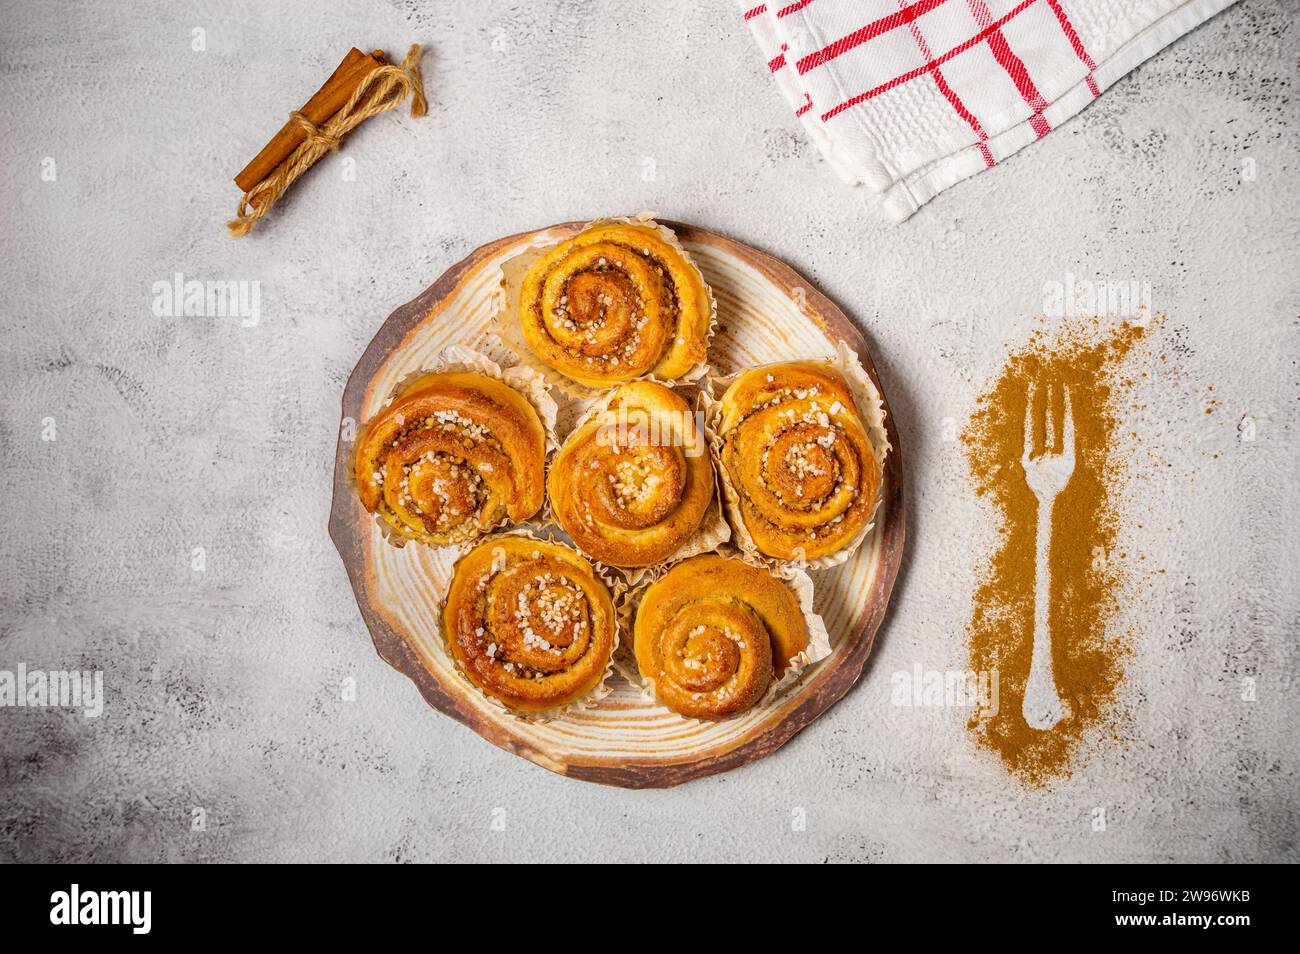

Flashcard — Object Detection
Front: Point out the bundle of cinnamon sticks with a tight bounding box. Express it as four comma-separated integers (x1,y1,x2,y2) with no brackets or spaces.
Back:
229,45,425,236
234,48,383,197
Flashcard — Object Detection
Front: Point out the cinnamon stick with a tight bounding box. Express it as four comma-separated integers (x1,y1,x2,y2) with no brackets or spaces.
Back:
234,48,387,194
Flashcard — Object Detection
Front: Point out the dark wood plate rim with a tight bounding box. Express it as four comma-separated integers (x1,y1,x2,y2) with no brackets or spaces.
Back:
328,220,907,789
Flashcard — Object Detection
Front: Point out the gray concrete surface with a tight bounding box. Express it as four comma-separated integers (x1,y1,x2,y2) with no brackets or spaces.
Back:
1,0,1296,863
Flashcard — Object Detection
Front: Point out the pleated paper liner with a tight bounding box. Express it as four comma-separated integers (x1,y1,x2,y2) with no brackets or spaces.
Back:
329,220,905,787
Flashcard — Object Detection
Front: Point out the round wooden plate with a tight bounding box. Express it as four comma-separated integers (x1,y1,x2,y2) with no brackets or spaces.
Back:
329,221,906,788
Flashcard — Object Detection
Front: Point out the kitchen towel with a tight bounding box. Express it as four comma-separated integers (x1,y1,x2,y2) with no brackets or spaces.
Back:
739,0,1239,220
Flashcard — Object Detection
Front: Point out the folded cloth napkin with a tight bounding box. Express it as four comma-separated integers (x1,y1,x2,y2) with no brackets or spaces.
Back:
739,0,1238,220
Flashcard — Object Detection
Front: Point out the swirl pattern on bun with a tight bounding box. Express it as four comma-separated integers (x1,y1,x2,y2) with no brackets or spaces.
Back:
515,221,712,388
717,361,880,562
549,380,715,568
443,536,617,713
634,555,812,719
354,371,546,546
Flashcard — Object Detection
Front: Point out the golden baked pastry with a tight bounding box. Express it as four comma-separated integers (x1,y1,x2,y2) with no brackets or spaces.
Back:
516,221,711,388
549,380,714,567
442,536,617,713
718,361,879,562
634,555,811,719
353,371,546,546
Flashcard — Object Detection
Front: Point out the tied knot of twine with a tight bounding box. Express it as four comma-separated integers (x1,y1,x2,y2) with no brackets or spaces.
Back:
228,44,427,238
288,110,343,152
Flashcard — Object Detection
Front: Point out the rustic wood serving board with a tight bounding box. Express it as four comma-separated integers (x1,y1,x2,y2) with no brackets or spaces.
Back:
328,221,906,788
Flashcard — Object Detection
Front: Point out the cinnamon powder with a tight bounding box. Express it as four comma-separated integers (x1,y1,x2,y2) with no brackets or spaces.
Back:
962,320,1149,785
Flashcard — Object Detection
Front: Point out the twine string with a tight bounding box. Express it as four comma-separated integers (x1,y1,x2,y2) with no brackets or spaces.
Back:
228,44,426,237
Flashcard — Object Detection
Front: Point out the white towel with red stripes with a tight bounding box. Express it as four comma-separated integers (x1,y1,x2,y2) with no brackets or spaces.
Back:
739,0,1238,220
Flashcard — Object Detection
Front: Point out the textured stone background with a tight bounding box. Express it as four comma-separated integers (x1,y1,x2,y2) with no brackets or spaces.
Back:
1,0,1296,863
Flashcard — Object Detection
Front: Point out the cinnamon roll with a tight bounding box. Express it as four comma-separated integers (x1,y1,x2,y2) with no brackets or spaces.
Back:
549,380,716,568
717,361,881,563
353,371,547,546
634,555,812,719
513,220,712,388
442,535,617,713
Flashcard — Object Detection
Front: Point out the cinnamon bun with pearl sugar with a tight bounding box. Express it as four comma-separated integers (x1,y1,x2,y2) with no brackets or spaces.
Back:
548,380,718,568
353,370,547,546
442,535,617,713
633,555,814,720
717,360,881,563
510,220,713,389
